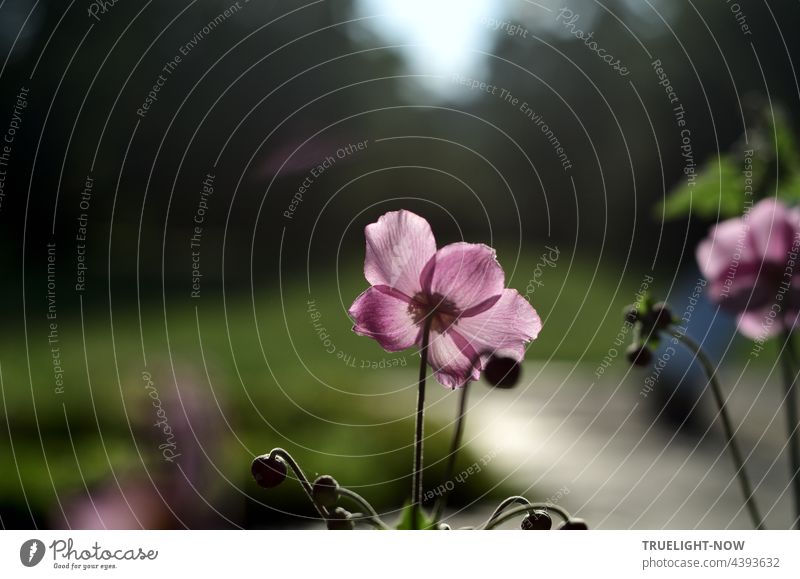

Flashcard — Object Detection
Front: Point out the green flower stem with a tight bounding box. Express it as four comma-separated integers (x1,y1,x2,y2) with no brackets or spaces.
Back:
432,382,470,522
779,328,800,530
346,512,387,530
412,316,434,529
268,448,329,519
669,329,765,529
338,487,390,529
482,502,572,530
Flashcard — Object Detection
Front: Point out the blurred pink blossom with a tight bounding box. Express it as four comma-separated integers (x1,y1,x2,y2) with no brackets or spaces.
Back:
697,198,800,339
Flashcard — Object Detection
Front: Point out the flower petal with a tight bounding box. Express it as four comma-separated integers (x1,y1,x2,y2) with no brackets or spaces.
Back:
697,199,800,316
348,286,420,351
747,199,797,264
455,289,542,361
424,243,505,310
718,266,778,312
426,330,480,389
364,210,437,296
696,218,754,286
737,308,781,340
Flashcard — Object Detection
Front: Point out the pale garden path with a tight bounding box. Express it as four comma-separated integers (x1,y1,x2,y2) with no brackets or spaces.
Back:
434,363,794,530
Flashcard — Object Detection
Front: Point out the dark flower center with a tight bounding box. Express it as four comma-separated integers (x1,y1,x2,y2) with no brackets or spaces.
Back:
724,261,795,311
409,292,460,333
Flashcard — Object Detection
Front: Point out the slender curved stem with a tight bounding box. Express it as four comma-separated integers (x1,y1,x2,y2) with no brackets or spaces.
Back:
339,488,390,529
669,329,765,529
412,316,434,528
779,329,800,530
486,495,534,523
269,448,328,519
432,382,470,522
481,502,572,530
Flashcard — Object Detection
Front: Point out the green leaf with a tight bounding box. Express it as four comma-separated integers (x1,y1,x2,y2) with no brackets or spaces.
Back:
778,173,800,203
773,107,800,203
772,108,800,177
396,501,437,530
656,103,800,221
657,155,745,221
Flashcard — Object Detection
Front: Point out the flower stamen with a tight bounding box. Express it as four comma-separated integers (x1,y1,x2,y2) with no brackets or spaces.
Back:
409,292,460,333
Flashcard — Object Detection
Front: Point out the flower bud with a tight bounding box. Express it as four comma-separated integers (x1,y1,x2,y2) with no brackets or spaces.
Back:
652,302,674,330
312,475,340,508
623,306,640,324
326,507,354,530
483,356,521,388
521,510,552,530
251,454,287,488
559,518,589,530
626,343,652,367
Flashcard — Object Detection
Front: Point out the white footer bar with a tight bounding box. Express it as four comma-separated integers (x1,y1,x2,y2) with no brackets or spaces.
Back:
1,530,798,578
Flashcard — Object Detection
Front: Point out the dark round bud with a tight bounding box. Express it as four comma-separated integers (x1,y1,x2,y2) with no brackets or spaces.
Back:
483,356,522,388
326,507,354,530
652,302,674,330
520,510,552,530
626,343,652,367
312,475,340,508
623,306,640,324
559,518,589,530
251,454,287,488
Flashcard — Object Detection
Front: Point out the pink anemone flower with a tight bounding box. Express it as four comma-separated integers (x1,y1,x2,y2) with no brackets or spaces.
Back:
696,198,800,339
348,210,542,388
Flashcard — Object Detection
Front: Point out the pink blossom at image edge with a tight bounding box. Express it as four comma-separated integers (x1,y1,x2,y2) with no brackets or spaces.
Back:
696,198,800,339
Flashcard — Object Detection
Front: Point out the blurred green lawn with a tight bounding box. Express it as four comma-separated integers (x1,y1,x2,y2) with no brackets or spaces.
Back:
0,251,664,525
